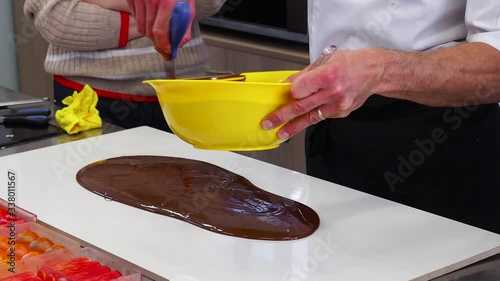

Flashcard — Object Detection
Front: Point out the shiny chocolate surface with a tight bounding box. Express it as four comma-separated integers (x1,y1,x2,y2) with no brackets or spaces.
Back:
76,156,320,240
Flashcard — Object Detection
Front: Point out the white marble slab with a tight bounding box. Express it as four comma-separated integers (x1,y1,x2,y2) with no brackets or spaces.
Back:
0,126,499,281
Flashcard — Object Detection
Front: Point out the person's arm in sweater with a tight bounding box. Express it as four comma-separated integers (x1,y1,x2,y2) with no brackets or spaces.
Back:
24,0,141,51
194,0,226,19
81,0,131,12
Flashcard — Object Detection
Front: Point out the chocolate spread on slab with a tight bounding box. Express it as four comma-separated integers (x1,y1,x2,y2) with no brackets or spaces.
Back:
76,156,320,240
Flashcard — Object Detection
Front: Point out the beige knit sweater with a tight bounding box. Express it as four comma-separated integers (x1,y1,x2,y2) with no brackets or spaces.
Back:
24,0,226,97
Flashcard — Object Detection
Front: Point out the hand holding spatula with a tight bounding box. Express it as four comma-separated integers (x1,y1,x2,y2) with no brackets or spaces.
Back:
156,1,191,79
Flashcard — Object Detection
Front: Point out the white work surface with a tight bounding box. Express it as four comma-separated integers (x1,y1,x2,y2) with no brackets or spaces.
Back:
0,126,499,281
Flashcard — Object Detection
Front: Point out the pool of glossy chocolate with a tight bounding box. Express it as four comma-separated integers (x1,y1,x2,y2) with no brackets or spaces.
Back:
76,156,320,240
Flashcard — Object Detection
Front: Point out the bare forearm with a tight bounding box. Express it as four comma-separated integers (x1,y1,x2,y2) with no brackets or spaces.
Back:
260,42,500,139
375,42,500,107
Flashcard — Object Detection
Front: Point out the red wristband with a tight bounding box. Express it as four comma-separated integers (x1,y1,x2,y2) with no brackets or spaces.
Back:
118,12,129,47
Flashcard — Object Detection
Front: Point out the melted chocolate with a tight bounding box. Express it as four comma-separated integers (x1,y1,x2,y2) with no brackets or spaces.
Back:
76,156,320,240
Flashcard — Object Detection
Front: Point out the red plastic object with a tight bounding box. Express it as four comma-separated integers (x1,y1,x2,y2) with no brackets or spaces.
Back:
38,259,105,281
0,199,37,227
65,265,111,280
0,272,42,281
83,270,122,281
36,248,142,281
36,257,90,280
58,261,101,275
48,257,91,271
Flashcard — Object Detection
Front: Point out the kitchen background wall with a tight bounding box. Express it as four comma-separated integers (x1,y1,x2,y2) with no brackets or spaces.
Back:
12,0,53,99
4,0,309,173
0,0,19,91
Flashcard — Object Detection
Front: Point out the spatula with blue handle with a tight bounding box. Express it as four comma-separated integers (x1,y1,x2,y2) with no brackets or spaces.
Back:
164,1,191,78
0,108,50,127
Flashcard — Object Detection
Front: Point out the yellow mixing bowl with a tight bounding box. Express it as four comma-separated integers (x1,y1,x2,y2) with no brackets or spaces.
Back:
144,70,298,151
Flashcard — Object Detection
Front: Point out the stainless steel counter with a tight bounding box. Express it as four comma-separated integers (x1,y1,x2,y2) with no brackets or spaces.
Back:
0,85,499,281
0,85,123,157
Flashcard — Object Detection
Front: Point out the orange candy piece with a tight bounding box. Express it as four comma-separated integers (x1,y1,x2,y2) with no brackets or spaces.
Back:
4,243,29,260
21,251,42,260
0,237,11,252
17,231,40,246
29,238,54,253
44,245,65,254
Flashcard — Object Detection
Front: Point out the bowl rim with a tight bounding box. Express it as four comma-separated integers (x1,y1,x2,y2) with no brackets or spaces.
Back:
143,79,292,86
143,70,299,86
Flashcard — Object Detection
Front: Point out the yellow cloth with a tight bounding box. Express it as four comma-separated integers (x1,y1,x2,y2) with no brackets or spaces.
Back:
55,85,102,134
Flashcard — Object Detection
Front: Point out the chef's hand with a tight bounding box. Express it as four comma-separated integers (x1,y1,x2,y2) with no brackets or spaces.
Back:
261,49,384,140
126,0,195,53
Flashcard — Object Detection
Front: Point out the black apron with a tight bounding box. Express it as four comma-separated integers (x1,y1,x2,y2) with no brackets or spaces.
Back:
54,80,172,132
306,95,500,234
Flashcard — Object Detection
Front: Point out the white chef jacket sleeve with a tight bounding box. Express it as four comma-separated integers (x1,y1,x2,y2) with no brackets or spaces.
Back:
465,1,500,50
